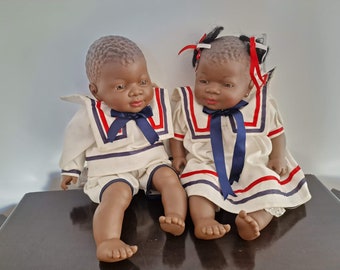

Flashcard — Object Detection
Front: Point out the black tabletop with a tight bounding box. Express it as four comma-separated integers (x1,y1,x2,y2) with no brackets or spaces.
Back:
0,174,339,270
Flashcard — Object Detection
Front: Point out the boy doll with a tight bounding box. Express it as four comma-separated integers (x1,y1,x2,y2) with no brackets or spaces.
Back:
60,35,187,262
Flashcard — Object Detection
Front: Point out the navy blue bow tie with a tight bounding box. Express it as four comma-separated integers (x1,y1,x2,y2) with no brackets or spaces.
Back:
203,100,248,198
108,106,159,144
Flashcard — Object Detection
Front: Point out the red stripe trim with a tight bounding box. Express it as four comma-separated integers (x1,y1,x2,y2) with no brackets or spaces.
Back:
186,87,211,132
184,79,265,130
245,73,268,127
181,170,218,178
96,101,109,133
180,165,302,195
96,89,164,134
267,127,284,137
148,88,164,129
174,133,185,139
234,166,301,194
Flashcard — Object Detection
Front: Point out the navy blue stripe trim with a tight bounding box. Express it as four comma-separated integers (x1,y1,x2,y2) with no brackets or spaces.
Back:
227,177,308,205
85,142,163,161
180,83,268,138
90,98,108,143
99,179,133,202
181,87,210,140
61,169,81,175
230,83,267,134
146,164,179,196
90,98,128,143
155,88,169,136
183,179,222,194
183,177,307,205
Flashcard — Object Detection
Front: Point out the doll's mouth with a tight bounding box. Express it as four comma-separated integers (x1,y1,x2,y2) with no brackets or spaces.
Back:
130,101,143,107
205,99,217,105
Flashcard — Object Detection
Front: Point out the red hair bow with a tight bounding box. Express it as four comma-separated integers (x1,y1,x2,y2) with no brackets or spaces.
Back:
178,33,211,60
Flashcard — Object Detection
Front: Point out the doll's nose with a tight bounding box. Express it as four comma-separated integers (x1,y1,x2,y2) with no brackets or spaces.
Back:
205,85,220,94
129,85,143,96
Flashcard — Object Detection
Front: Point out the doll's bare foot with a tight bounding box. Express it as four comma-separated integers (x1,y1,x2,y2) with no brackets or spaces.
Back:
194,218,231,240
235,210,260,240
96,238,138,262
236,209,273,240
159,214,185,236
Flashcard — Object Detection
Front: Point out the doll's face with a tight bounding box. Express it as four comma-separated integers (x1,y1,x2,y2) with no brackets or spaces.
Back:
194,57,253,110
90,56,153,113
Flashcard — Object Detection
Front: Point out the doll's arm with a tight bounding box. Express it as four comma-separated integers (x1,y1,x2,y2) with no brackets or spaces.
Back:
59,107,93,189
268,133,288,175
169,138,187,174
59,153,86,189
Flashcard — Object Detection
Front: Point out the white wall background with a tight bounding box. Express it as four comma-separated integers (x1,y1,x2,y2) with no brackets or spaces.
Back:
1,0,339,213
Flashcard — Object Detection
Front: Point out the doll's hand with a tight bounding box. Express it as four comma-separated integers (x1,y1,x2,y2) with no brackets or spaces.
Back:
172,157,187,174
60,175,78,190
267,157,288,176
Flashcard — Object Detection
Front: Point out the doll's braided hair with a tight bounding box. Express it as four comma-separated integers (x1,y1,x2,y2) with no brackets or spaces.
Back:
190,26,269,67
239,35,269,64
191,26,224,67
85,35,144,83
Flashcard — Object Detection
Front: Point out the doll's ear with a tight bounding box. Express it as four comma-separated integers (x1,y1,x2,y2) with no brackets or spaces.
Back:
248,80,254,91
244,80,254,97
89,83,99,99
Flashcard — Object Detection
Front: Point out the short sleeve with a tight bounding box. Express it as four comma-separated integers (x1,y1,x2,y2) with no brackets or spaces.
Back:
171,89,187,141
59,107,95,172
267,95,285,138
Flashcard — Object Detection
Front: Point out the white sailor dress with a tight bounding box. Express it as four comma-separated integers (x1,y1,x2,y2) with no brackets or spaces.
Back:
172,78,311,215
59,88,174,201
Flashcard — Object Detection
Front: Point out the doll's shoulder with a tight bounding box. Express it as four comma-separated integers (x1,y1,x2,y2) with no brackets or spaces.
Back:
171,86,194,102
60,94,94,106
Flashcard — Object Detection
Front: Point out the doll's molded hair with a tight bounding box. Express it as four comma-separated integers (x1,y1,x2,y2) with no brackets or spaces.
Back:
201,35,250,65
85,35,144,83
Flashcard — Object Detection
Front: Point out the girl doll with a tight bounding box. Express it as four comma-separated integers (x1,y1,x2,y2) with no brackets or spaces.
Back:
170,26,311,241
60,35,187,262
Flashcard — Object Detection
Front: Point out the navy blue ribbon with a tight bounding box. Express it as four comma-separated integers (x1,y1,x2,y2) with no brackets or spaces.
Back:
108,106,159,144
203,100,248,198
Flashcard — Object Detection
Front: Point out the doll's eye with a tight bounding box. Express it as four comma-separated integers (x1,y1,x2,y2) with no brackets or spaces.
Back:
140,79,148,86
115,84,125,90
199,79,208,84
223,83,233,88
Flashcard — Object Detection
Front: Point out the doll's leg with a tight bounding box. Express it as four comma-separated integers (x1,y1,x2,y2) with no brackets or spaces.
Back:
152,166,187,236
93,181,137,262
189,195,231,240
235,210,273,241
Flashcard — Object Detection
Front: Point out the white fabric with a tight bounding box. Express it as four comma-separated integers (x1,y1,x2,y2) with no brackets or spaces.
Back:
59,88,173,202
172,82,311,214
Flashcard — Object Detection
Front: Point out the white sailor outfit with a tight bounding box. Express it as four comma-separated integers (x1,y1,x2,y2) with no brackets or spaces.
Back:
172,75,311,215
60,88,174,203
